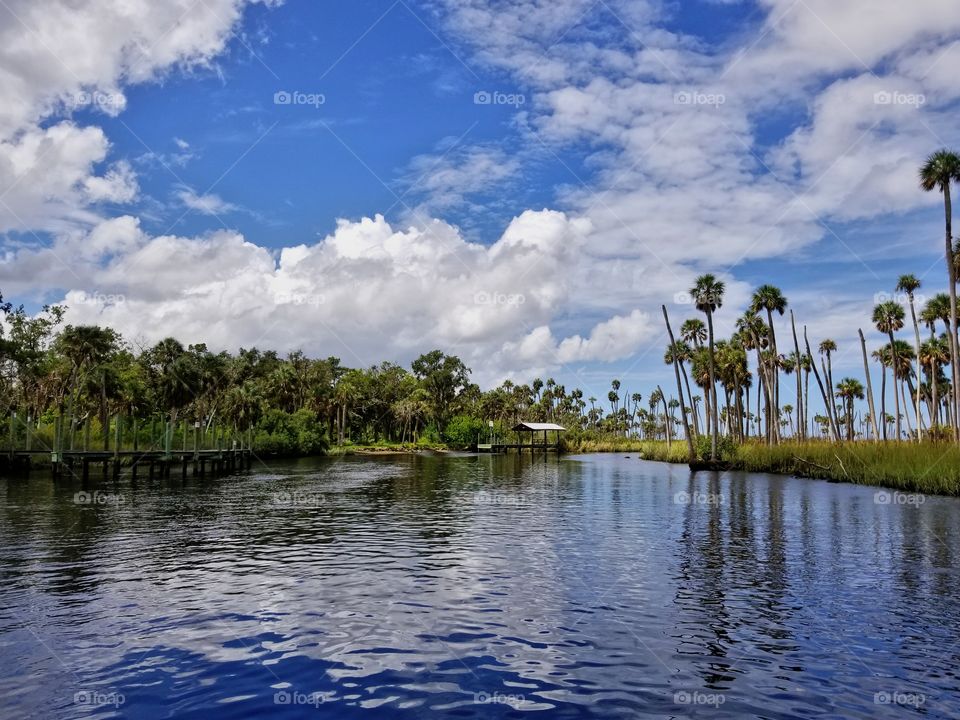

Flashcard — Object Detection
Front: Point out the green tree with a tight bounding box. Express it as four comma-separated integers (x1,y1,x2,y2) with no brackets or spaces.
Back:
920,149,960,439
690,274,725,460
411,350,470,433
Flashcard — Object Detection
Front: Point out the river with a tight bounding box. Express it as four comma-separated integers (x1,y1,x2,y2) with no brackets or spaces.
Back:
0,453,957,718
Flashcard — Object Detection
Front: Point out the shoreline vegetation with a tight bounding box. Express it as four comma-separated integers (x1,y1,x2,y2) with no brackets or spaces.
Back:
4,150,960,496
562,438,960,496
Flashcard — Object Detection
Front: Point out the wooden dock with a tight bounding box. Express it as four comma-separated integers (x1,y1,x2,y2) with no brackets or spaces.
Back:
3,448,253,480
2,412,254,480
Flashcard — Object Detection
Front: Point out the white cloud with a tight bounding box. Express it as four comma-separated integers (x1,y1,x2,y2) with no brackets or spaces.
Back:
0,0,278,232
175,187,239,216
3,0,960,390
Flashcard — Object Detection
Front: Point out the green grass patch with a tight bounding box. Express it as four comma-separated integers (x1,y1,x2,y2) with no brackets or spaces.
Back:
579,438,960,496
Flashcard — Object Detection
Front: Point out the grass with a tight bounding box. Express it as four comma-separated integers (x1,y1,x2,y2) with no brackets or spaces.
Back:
327,440,448,456
562,436,692,462
573,437,960,496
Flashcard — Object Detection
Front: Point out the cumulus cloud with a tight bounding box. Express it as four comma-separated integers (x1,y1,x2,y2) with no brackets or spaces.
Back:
1,210,664,385
3,0,960,389
0,0,278,231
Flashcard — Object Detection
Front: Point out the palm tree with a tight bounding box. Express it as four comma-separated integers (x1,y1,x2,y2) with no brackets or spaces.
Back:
921,293,952,338
920,337,950,430
751,285,788,443
664,340,698,437
873,301,906,439
691,274,725,460
896,274,923,440
737,312,770,440
818,339,839,437
920,149,960,439
680,319,707,349
835,377,865,441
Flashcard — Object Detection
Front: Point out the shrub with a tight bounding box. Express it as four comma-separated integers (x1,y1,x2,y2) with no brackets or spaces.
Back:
254,408,329,456
442,415,487,449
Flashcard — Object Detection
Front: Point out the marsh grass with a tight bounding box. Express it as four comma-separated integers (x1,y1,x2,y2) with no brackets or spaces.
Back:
572,438,960,495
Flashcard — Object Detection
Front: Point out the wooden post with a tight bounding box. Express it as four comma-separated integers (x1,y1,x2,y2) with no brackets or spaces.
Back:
113,415,121,479
8,412,15,458
26,414,32,452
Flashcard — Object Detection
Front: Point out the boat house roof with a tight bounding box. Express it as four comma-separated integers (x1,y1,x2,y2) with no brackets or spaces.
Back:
512,422,567,432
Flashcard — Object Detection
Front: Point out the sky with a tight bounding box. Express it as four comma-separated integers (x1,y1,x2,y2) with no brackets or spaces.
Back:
1,0,959,407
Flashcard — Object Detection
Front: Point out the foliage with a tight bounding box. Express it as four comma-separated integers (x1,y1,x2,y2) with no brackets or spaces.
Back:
442,415,487,448
254,409,329,457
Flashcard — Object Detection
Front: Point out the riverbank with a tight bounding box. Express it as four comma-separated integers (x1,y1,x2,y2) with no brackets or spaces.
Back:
327,441,449,456
579,439,960,496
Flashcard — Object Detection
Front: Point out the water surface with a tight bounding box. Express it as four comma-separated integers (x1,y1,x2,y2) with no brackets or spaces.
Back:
1,454,958,718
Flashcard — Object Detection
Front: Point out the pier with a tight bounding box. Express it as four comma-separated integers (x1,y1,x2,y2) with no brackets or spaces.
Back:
2,412,254,480
477,421,566,453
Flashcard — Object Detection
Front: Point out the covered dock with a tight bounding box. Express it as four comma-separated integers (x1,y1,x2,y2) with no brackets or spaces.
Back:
477,422,566,453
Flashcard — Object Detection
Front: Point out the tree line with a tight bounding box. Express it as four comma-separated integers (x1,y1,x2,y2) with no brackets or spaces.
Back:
2,150,959,459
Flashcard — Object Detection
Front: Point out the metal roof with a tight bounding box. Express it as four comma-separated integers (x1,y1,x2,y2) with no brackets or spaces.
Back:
512,422,567,431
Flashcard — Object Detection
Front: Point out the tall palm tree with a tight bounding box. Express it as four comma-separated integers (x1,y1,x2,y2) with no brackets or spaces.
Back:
818,339,839,437
835,377,865,441
750,285,787,443
920,149,960,439
873,301,906,439
691,274,725,460
896,274,923,440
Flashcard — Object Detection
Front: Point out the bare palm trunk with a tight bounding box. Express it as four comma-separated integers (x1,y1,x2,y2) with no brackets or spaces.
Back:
805,327,839,441
824,353,838,436
888,330,901,440
932,362,940,429
944,184,960,441
663,307,695,461
680,361,699,438
790,311,804,440
706,309,719,461
901,378,913,439
908,296,923,440
880,364,888,441
858,329,880,441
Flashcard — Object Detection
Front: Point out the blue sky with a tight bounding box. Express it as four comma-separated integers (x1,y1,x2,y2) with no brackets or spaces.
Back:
1,0,959,408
